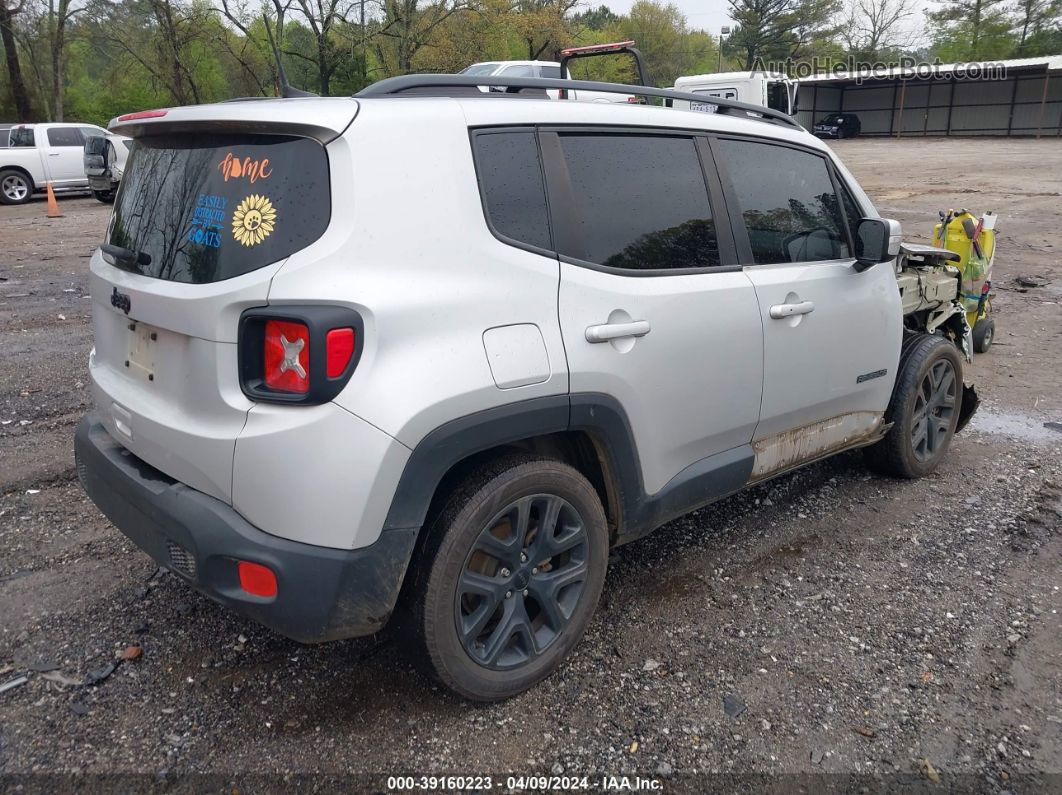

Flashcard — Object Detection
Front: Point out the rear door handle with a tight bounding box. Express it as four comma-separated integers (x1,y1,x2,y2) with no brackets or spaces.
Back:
769,301,815,319
585,320,651,343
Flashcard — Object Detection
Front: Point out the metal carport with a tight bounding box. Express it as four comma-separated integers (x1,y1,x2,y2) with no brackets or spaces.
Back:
796,56,1062,137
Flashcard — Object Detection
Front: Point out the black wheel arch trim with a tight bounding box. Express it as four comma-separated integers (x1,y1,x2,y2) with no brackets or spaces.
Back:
382,393,754,544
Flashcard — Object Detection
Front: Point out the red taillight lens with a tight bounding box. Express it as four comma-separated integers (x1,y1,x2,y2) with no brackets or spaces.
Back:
237,561,277,598
326,328,355,378
264,319,310,393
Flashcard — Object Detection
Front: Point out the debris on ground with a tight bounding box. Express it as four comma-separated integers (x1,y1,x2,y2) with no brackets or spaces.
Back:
119,645,142,662
41,670,83,688
1014,274,1049,288
85,662,118,685
722,694,747,718
0,675,29,694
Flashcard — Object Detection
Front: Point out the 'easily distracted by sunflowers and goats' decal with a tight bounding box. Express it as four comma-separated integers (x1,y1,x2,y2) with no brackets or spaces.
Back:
232,194,277,247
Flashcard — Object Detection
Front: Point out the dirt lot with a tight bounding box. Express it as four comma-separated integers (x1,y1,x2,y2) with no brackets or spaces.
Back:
1,138,1060,791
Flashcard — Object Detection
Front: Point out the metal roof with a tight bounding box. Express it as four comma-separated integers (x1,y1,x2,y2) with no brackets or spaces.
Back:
796,54,1062,84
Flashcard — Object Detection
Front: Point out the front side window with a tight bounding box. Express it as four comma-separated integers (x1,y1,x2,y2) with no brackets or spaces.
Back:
473,131,551,251
107,133,330,283
716,138,850,264
47,127,83,147
557,133,720,270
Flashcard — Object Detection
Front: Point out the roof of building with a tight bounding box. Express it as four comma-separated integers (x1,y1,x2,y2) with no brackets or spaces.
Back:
796,54,1062,84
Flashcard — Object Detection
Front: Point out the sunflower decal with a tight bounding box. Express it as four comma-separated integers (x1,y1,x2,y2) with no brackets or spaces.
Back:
232,194,276,247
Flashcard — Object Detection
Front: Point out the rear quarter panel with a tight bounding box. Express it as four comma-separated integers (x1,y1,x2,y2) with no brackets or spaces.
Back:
265,98,570,450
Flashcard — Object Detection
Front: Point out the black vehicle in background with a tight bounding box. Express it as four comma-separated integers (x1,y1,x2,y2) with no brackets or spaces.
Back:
814,113,862,139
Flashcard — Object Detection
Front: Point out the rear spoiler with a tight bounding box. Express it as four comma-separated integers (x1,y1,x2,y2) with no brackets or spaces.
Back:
108,98,360,144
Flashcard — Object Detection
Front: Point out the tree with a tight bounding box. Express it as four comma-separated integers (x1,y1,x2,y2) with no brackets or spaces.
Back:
927,0,1013,59
0,0,33,119
512,0,580,60
725,0,839,69
840,0,917,59
572,3,617,30
606,1,717,86
1012,0,1062,54
374,0,471,74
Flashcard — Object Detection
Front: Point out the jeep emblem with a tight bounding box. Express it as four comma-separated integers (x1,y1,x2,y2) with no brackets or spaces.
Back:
110,287,131,315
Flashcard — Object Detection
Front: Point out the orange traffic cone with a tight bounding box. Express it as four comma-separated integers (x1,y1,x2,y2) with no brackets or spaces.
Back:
46,182,63,218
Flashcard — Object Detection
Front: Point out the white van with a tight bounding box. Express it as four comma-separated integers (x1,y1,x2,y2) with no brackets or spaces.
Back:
670,71,797,115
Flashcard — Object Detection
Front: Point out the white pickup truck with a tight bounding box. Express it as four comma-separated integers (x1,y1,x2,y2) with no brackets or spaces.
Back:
0,122,108,205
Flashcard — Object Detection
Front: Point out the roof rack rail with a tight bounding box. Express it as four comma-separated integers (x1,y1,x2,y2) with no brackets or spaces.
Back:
355,75,803,130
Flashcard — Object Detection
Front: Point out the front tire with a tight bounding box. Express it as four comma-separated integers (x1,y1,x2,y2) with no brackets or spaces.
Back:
93,189,116,204
409,456,608,701
0,169,33,205
864,334,963,479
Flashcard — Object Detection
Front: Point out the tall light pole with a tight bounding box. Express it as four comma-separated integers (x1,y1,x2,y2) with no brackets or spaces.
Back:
718,26,730,73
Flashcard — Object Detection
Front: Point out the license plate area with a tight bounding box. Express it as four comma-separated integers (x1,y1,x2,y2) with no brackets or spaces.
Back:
127,322,158,382
691,101,718,113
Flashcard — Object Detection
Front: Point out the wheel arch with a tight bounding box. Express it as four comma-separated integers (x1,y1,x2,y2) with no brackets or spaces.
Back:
382,394,643,544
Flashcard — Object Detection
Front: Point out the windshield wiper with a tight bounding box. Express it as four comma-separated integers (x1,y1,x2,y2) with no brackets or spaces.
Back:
101,243,151,268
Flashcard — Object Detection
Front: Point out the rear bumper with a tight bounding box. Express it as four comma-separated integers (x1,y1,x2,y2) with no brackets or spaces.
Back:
86,175,116,191
75,415,417,642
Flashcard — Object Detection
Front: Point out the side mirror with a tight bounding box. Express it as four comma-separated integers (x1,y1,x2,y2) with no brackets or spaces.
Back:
854,217,902,271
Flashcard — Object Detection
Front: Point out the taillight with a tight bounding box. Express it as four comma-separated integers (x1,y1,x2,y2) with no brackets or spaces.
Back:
238,306,364,405
264,319,310,393
326,328,355,378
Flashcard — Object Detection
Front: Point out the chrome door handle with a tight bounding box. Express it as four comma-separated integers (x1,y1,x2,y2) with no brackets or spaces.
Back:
585,320,651,343
769,300,815,319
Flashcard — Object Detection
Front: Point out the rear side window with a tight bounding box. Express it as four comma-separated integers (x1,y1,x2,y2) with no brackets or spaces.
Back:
473,131,552,252
107,133,330,283
10,127,34,147
558,134,720,270
47,127,83,147
717,138,850,264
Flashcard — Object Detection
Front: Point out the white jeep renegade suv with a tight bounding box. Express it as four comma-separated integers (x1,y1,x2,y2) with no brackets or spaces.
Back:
76,75,976,701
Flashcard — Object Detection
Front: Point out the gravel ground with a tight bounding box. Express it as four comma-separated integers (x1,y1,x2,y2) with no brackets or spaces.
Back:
1,138,1061,792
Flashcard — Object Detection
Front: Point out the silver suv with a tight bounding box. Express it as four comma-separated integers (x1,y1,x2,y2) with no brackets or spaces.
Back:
76,76,977,701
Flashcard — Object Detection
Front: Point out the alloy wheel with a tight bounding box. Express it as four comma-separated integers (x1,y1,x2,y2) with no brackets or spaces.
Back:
911,358,956,462
2,174,29,202
455,494,589,670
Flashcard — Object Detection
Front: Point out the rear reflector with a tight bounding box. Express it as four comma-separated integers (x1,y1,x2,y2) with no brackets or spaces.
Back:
238,561,277,598
117,109,169,121
325,328,355,378
264,319,310,393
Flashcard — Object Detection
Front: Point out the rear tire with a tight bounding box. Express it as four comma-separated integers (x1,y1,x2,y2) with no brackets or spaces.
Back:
0,169,32,205
407,455,608,701
864,334,963,479
973,316,994,353
93,189,115,204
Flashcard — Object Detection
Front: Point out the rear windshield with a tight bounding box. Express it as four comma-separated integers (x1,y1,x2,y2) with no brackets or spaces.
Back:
106,133,330,283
